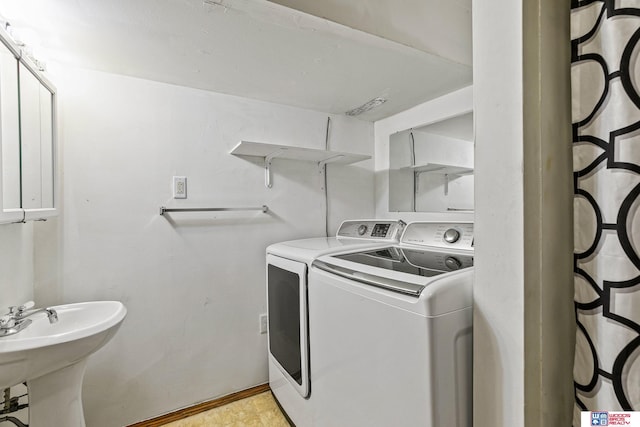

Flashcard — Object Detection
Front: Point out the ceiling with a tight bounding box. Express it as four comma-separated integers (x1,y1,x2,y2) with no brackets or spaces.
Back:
267,0,472,66
0,0,472,121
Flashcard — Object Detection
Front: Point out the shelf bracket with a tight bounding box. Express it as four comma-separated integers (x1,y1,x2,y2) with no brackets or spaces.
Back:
318,155,344,191
319,164,326,191
265,157,273,188
318,154,345,168
443,171,472,196
444,174,449,196
264,149,287,188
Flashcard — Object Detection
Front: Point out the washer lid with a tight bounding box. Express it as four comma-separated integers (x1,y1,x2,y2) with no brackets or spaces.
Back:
331,246,473,278
314,246,473,297
312,250,473,315
313,258,426,296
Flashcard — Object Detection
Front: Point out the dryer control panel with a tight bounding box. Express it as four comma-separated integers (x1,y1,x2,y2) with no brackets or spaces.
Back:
337,220,405,241
401,222,474,251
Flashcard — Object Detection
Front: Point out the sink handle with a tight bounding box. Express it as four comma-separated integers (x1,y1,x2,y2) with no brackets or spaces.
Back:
9,301,35,314
0,315,15,328
21,301,35,310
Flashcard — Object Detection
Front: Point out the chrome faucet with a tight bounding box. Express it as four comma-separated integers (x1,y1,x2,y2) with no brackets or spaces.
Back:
0,301,58,337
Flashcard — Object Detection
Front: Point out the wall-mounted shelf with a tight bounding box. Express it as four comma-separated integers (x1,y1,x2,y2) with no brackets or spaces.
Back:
408,163,474,176
230,141,371,188
404,163,473,196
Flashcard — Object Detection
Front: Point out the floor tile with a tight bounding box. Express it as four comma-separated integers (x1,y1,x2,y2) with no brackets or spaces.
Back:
161,392,290,427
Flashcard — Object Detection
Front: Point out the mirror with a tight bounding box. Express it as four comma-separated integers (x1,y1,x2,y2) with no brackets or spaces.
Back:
19,61,55,212
0,29,56,224
0,37,23,223
389,112,474,212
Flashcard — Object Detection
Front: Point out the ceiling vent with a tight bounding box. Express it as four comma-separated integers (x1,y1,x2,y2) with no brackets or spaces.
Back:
345,97,387,117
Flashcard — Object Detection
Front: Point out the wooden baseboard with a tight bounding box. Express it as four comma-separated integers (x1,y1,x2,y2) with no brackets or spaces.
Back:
127,383,270,427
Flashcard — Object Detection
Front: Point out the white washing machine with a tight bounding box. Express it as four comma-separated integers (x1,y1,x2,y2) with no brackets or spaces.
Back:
266,220,405,426
309,221,474,427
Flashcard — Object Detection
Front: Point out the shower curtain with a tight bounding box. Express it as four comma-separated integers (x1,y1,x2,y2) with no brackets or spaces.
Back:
571,1,640,424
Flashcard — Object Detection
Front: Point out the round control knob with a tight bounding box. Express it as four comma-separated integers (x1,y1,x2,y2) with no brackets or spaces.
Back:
443,228,461,244
445,256,462,270
357,225,368,236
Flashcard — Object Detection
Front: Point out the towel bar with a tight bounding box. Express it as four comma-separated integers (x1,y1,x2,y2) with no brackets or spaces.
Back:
159,205,269,215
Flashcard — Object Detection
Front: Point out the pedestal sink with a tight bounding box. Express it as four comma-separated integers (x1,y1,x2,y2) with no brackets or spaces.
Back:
0,301,127,427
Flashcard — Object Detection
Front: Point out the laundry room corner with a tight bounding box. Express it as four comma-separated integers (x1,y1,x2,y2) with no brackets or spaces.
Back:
39,63,377,426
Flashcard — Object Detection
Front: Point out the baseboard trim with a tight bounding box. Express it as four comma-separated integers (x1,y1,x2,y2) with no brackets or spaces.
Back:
127,383,270,427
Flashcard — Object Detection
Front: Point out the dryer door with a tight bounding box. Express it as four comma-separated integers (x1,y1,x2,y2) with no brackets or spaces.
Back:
266,254,310,398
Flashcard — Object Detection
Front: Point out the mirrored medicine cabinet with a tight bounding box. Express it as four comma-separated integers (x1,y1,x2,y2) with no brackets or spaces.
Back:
389,112,474,213
0,29,57,224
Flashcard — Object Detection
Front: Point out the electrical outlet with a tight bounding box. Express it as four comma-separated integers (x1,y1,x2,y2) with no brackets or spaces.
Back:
259,314,268,334
173,176,187,199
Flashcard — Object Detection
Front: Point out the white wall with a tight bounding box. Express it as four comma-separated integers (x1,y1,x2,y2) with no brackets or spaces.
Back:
473,0,525,421
0,223,34,307
48,64,375,426
374,85,474,222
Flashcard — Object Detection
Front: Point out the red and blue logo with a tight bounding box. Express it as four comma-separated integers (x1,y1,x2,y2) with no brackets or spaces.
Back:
592,412,609,426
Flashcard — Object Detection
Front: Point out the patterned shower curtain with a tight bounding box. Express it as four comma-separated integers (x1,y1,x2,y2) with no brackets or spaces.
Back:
571,1,640,424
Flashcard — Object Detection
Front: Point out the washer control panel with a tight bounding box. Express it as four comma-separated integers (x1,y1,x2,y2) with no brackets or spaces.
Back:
401,222,474,250
443,228,461,243
337,220,405,241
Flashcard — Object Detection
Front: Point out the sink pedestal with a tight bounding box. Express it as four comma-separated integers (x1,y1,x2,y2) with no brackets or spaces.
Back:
0,301,126,426
28,359,88,427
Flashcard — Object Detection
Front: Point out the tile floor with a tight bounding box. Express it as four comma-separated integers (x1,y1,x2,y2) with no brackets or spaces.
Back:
161,391,291,427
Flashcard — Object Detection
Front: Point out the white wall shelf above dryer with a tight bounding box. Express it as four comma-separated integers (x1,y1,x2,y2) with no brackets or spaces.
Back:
230,141,371,188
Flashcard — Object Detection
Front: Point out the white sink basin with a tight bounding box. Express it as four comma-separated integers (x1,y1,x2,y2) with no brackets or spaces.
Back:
0,301,126,427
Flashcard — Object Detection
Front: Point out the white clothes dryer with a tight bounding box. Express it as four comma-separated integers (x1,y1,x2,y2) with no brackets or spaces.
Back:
265,220,405,426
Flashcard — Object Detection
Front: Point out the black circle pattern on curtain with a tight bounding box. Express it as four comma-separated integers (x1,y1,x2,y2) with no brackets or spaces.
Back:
572,1,640,425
